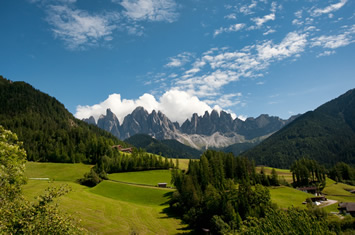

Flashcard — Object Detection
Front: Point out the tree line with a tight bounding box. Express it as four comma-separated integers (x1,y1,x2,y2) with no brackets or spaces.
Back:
169,150,354,234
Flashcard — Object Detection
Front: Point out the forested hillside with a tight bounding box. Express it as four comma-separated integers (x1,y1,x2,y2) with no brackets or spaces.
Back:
0,76,127,163
243,89,355,168
125,134,201,158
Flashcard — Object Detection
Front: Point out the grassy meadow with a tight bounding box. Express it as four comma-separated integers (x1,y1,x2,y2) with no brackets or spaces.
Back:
269,186,310,209
256,166,293,183
108,169,172,187
22,161,355,234
22,162,189,234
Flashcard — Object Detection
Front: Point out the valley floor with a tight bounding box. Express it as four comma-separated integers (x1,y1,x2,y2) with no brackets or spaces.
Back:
23,162,189,235
22,162,355,234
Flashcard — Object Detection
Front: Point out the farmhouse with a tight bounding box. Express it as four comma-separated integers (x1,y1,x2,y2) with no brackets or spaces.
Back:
158,183,167,188
338,202,355,217
308,196,327,206
297,186,319,195
112,145,133,153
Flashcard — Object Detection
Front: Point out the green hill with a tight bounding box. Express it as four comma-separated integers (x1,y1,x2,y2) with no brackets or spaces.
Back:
125,133,201,158
0,75,127,163
23,162,187,234
243,88,355,168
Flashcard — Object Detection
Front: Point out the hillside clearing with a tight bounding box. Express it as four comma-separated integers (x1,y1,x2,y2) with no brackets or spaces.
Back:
108,170,172,187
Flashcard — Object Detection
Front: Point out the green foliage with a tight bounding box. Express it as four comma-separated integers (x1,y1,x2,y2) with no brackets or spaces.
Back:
239,207,334,234
0,76,126,164
290,158,326,187
328,162,355,185
77,168,102,187
170,150,271,231
0,125,27,200
243,88,355,168
125,134,201,159
0,126,83,234
99,149,173,174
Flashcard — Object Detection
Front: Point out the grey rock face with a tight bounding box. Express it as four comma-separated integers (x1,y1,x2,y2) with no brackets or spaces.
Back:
83,107,299,149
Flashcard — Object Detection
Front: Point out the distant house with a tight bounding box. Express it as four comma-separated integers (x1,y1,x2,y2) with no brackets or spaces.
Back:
338,202,355,217
112,145,132,153
158,183,167,188
298,186,319,195
308,196,327,206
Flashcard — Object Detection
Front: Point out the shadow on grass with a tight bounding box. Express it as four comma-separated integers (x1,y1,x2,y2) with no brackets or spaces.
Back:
159,191,197,235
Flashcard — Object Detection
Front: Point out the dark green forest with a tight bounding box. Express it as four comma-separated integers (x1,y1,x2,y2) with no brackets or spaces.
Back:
0,76,127,164
169,150,349,234
243,88,355,168
125,134,201,159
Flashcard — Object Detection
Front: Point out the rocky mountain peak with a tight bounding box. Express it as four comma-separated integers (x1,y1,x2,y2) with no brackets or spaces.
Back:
84,107,297,150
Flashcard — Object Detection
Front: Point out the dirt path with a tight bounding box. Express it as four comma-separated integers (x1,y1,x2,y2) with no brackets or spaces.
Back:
107,179,175,191
319,199,338,208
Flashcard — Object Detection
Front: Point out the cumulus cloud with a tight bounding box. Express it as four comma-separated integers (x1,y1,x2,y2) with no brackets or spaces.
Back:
75,90,232,124
46,5,119,49
119,0,178,22
312,0,348,17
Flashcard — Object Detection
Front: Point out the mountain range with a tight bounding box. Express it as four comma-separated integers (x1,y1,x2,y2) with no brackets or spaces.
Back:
84,107,298,150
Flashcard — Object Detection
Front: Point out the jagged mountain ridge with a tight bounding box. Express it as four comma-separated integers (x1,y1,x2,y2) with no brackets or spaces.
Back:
84,107,298,150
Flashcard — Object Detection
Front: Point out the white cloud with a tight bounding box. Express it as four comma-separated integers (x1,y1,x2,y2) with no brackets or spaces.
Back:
224,13,237,20
165,52,193,67
311,27,355,49
204,93,242,108
214,23,245,37
239,1,257,15
46,5,119,49
316,50,335,57
75,90,220,124
120,0,178,22
312,0,348,17
252,13,275,27
257,32,307,60
163,31,309,104
263,28,276,35
294,10,303,19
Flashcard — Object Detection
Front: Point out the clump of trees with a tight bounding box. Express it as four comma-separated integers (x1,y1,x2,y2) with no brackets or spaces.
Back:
328,162,355,185
170,150,273,233
290,158,326,188
169,150,341,234
0,125,83,234
79,148,175,187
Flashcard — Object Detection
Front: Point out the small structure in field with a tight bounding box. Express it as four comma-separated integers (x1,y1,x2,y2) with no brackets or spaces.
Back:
158,183,167,188
112,145,133,153
307,196,327,206
338,202,355,217
298,186,319,195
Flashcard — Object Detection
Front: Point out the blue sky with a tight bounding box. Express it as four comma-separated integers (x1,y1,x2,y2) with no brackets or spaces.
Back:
0,0,354,124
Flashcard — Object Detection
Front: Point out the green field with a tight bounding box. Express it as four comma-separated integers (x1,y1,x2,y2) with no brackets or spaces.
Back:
269,186,310,209
91,181,173,206
108,170,172,187
22,162,188,234
256,166,293,183
25,162,93,181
